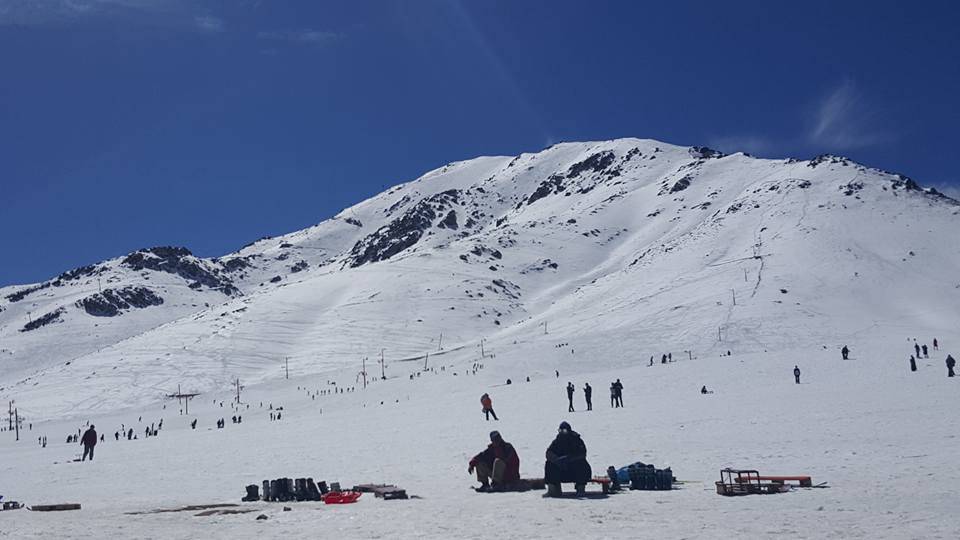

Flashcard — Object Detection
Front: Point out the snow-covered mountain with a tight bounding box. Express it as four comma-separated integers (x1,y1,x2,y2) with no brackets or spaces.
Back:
2,138,958,419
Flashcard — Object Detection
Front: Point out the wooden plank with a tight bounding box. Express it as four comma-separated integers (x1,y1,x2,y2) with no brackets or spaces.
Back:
30,504,81,512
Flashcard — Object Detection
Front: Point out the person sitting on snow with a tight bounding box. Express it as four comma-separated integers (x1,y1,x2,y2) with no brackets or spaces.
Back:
468,431,520,492
544,421,592,497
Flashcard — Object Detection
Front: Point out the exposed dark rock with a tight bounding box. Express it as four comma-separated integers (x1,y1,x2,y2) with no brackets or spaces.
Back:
344,217,363,227
20,308,65,332
566,151,616,178
270,276,282,283
526,174,567,205
279,243,294,249
438,210,458,230
348,191,461,267
290,260,309,273
670,177,692,193
5,283,50,303
689,146,725,159
76,286,164,317
222,257,253,273
122,246,238,295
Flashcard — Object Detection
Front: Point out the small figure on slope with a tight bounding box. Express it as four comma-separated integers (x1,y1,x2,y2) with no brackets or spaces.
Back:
794,365,801,384
909,355,917,372
80,425,97,462
841,345,849,360
566,382,575,412
480,393,498,421
583,383,593,411
946,355,955,378
612,379,624,408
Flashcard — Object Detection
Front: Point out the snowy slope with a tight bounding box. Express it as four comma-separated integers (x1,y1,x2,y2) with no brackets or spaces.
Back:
1,138,958,420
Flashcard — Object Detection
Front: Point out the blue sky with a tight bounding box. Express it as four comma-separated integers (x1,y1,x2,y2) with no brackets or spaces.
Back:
1,0,958,286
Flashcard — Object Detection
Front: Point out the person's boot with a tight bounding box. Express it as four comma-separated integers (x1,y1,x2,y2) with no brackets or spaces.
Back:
475,482,491,493
545,484,562,498
575,484,586,497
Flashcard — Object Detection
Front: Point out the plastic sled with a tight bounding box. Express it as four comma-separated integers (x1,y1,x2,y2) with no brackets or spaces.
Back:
322,491,362,504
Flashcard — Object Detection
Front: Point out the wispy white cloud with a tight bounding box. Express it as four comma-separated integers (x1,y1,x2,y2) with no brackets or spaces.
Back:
929,181,960,201
808,79,892,150
0,0,171,25
257,29,340,45
193,14,222,33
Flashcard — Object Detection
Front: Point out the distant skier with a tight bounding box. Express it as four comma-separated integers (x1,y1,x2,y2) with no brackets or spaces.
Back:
468,430,520,492
841,346,849,360
701,385,710,394
480,393,499,421
583,383,593,411
566,383,575,412
793,366,801,384
668,352,672,362
544,421,592,497
80,425,97,461
191,419,197,429
612,379,624,407
555,370,560,379
114,431,119,441
609,383,617,408
914,343,921,358
922,344,928,358
933,338,939,350
909,355,917,372
661,354,667,364
127,428,133,440
946,355,955,378
649,356,654,367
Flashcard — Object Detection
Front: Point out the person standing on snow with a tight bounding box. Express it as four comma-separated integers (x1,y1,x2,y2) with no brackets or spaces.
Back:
480,393,499,421
468,430,520,492
933,338,939,350
566,383,575,412
909,355,917,372
841,345,849,360
793,366,801,384
946,355,955,378
80,425,98,461
583,383,593,411
914,342,921,358
612,379,624,408
922,344,929,358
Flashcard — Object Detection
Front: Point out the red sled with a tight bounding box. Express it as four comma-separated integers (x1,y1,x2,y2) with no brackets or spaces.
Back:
322,491,362,504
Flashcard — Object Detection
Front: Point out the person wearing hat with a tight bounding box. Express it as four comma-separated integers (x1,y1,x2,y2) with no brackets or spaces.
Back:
80,425,98,461
468,431,521,492
544,421,592,497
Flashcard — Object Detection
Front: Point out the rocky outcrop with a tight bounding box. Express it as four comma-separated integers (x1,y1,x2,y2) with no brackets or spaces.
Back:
122,246,238,295
76,286,164,317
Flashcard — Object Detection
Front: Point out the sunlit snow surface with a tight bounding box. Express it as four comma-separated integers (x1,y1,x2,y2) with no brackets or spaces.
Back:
1,139,958,538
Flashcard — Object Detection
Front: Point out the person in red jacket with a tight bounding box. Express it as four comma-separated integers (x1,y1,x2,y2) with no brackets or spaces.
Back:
80,425,98,461
468,431,520,491
480,393,498,421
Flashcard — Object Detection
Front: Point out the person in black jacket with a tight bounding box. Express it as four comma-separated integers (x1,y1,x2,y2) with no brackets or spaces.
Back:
793,365,801,384
947,354,956,378
841,345,849,360
583,383,592,411
80,425,97,461
566,383,575,412
544,421,592,497
612,379,624,407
